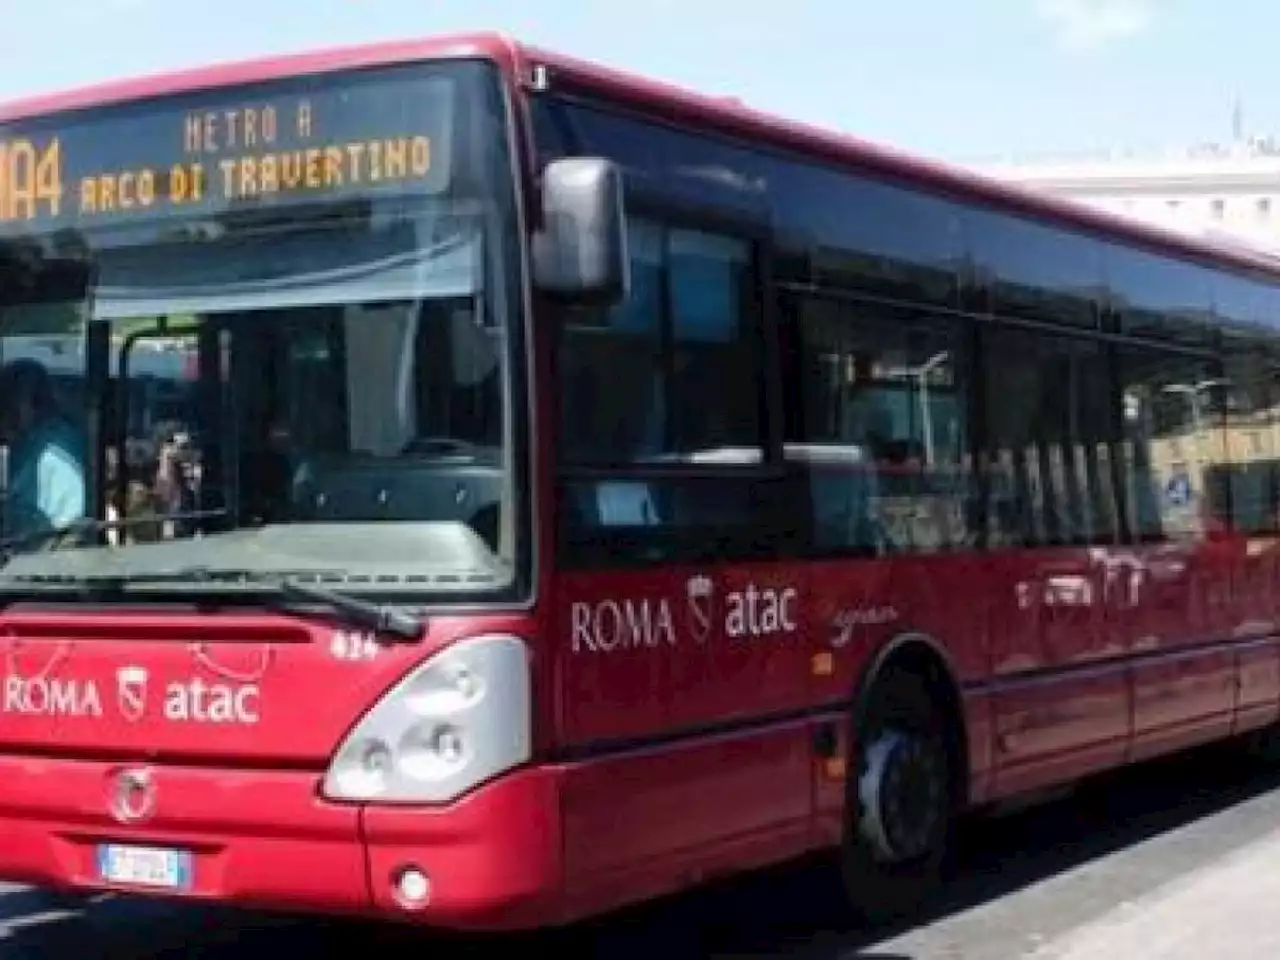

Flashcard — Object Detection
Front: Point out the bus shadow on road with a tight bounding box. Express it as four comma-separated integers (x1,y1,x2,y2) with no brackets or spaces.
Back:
3,744,1280,960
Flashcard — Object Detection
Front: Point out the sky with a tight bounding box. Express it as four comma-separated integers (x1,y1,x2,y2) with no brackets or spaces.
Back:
0,0,1275,162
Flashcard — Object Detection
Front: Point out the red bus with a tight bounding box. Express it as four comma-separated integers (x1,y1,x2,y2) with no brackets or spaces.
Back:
1,31,1280,930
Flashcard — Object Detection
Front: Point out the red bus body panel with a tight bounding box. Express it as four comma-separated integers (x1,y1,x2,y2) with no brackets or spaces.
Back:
0,611,539,763
0,31,1279,930
0,754,564,927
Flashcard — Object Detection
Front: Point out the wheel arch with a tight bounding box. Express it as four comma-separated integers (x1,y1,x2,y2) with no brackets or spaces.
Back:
848,631,971,810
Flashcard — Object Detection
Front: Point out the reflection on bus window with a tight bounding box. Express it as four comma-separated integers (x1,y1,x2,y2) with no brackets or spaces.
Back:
984,330,1117,548
785,295,974,556
1118,349,1227,543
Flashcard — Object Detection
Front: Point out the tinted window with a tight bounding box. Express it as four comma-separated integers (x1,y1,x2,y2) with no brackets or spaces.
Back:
1107,246,1216,346
771,165,963,307
963,211,1104,327
558,220,665,467
1263,283,1280,332
557,219,780,566
1215,340,1280,535
559,220,760,467
1213,273,1271,335
530,94,962,306
534,97,771,219
983,329,1118,547
781,295,975,555
1117,348,1226,542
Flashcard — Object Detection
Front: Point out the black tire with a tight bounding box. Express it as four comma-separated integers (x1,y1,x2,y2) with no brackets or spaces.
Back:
1241,721,1280,763
840,666,956,926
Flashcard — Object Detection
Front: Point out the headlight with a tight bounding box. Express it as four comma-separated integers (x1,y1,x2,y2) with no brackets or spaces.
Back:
322,634,531,804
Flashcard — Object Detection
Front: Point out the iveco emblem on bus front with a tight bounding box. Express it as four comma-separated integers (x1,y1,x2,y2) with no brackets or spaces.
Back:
109,768,157,824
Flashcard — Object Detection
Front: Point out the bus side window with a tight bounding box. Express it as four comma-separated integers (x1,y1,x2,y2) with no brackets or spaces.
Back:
983,329,1119,548
556,220,772,565
783,294,975,557
1116,348,1227,544
1220,348,1280,536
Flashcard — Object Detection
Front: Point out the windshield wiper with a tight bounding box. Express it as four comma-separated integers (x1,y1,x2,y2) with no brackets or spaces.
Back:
275,576,425,641
0,509,230,561
57,566,425,642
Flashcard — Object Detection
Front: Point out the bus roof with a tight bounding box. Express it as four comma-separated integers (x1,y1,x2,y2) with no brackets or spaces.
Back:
0,32,520,124
1,30,1276,279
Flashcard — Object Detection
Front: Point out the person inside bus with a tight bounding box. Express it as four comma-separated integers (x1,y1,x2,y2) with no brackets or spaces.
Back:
0,358,86,541
102,444,166,546
151,420,200,536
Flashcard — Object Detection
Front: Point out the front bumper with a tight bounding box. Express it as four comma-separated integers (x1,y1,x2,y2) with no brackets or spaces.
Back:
0,755,563,931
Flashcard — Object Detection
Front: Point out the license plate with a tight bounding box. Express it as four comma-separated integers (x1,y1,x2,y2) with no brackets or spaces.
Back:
96,844,193,890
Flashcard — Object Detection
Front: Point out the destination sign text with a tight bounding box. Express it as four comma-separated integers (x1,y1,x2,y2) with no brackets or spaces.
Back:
0,68,454,233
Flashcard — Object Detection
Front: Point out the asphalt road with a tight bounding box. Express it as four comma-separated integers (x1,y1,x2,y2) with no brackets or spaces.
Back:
4,743,1280,959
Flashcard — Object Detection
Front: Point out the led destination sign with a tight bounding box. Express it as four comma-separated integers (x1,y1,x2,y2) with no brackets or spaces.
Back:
0,67,455,235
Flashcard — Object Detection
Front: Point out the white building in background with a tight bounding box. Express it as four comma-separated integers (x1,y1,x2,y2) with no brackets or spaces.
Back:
974,130,1280,255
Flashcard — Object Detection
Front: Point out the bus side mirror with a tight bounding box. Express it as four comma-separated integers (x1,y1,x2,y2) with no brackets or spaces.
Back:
532,157,629,307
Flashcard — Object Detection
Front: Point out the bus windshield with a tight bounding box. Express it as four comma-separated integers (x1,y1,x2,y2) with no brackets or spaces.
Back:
0,59,525,597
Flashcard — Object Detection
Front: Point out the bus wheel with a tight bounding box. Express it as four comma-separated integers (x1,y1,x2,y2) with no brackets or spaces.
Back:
1244,722,1280,762
840,667,954,925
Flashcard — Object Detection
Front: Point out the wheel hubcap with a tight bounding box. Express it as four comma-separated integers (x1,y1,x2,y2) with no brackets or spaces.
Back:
857,729,946,862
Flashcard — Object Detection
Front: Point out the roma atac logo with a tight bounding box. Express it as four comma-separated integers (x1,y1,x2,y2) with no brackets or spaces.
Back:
116,666,149,723
686,575,715,643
